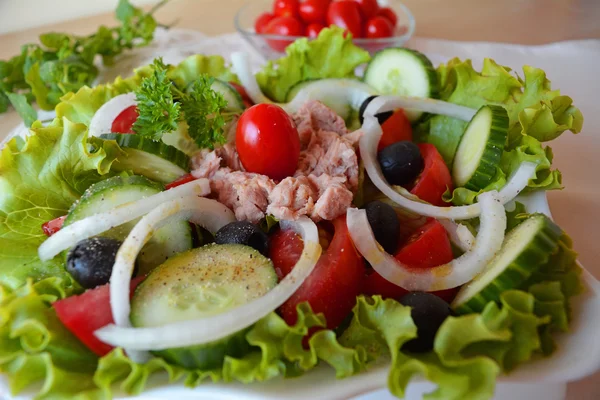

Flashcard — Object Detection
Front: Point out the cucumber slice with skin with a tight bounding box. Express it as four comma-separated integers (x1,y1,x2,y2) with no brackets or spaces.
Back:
452,105,509,191
130,244,278,369
452,214,563,314
363,48,438,122
64,175,193,275
186,79,245,111
98,134,190,184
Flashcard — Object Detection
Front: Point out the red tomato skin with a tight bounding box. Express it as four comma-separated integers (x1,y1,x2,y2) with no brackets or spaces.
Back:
353,0,379,20
236,104,301,180
269,229,304,280
298,0,330,24
228,81,254,108
327,1,363,38
265,16,305,52
42,215,66,236
362,219,458,302
279,216,366,329
377,7,398,27
111,105,138,134
53,277,144,356
409,144,453,206
165,173,196,190
306,22,326,38
365,16,394,38
255,12,276,34
273,0,299,17
378,109,413,151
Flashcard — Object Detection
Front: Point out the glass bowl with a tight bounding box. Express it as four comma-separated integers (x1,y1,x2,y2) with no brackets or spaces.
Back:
234,0,415,60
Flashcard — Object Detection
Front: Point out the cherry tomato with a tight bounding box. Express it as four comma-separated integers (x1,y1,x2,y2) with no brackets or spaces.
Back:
409,144,453,207
377,7,398,27
165,173,196,190
111,105,138,134
273,0,299,17
306,22,326,38
236,104,301,180
326,0,363,38
365,16,394,38
299,0,330,24
255,12,276,34
53,276,145,356
353,0,379,20
228,81,254,108
265,16,305,52
278,215,366,329
362,219,458,302
42,215,66,236
378,109,413,151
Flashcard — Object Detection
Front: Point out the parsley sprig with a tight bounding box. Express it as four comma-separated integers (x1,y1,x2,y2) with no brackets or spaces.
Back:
133,57,228,149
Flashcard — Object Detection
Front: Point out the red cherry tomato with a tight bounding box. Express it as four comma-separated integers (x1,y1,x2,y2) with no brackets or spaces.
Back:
255,12,276,34
265,16,305,52
326,0,363,38
165,173,196,190
236,104,300,180
278,216,366,329
111,105,138,134
365,16,394,38
378,109,413,151
306,22,326,38
377,7,398,27
273,0,299,17
42,215,66,236
362,219,458,302
53,277,145,356
353,0,379,20
409,144,453,206
299,0,330,24
228,81,254,108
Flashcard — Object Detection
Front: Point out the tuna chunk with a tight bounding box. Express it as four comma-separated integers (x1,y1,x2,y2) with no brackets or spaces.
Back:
309,174,354,221
293,100,347,146
191,149,221,179
267,176,318,221
215,143,244,171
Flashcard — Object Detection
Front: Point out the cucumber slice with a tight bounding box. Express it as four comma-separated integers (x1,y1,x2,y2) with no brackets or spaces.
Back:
210,79,245,111
452,105,508,191
452,214,563,314
363,48,438,122
285,78,321,102
65,175,192,275
130,243,278,369
98,134,190,184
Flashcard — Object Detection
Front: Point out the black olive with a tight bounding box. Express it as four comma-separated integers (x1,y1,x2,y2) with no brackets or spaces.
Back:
364,201,400,254
66,237,122,289
378,141,424,186
359,95,394,125
215,221,269,256
399,292,453,353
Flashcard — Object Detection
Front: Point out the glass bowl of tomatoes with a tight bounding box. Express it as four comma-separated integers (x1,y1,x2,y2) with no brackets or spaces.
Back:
235,0,415,59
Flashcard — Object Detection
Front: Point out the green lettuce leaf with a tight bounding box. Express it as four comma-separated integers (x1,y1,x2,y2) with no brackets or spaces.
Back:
167,54,239,89
0,118,119,289
256,26,371,102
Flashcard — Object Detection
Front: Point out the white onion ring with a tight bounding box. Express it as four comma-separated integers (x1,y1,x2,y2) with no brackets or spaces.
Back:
360,115,537,220
231,52,272,105
95,216,321,356
88,93,137,137
439,219,475,252
347,191,506,291
38,179,210,261
363,95,477,122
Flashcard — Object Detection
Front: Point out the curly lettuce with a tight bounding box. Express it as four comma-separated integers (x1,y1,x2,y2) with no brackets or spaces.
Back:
256,26,371,102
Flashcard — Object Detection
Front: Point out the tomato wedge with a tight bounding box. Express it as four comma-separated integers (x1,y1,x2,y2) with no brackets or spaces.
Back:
53,277,144,356
378,109,413,151
409,144,453,206
276,216,366,329
228,81,254,108
111,105,138,134
363,219,458,302
42,215,67,236
165,173,196,190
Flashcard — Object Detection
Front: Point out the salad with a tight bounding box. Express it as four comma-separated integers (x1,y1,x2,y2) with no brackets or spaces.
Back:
0,26,589,400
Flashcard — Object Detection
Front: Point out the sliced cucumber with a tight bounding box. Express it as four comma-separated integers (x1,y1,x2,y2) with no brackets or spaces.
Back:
363,48,438,122
98,134,190,184
285,78,321,102
452,105,508,191
210,79,245,111
64,175,192,275
452,214,563,314
130,244,278,369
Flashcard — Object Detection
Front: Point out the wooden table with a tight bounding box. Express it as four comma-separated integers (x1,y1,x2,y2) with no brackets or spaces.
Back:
1,0,599,399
